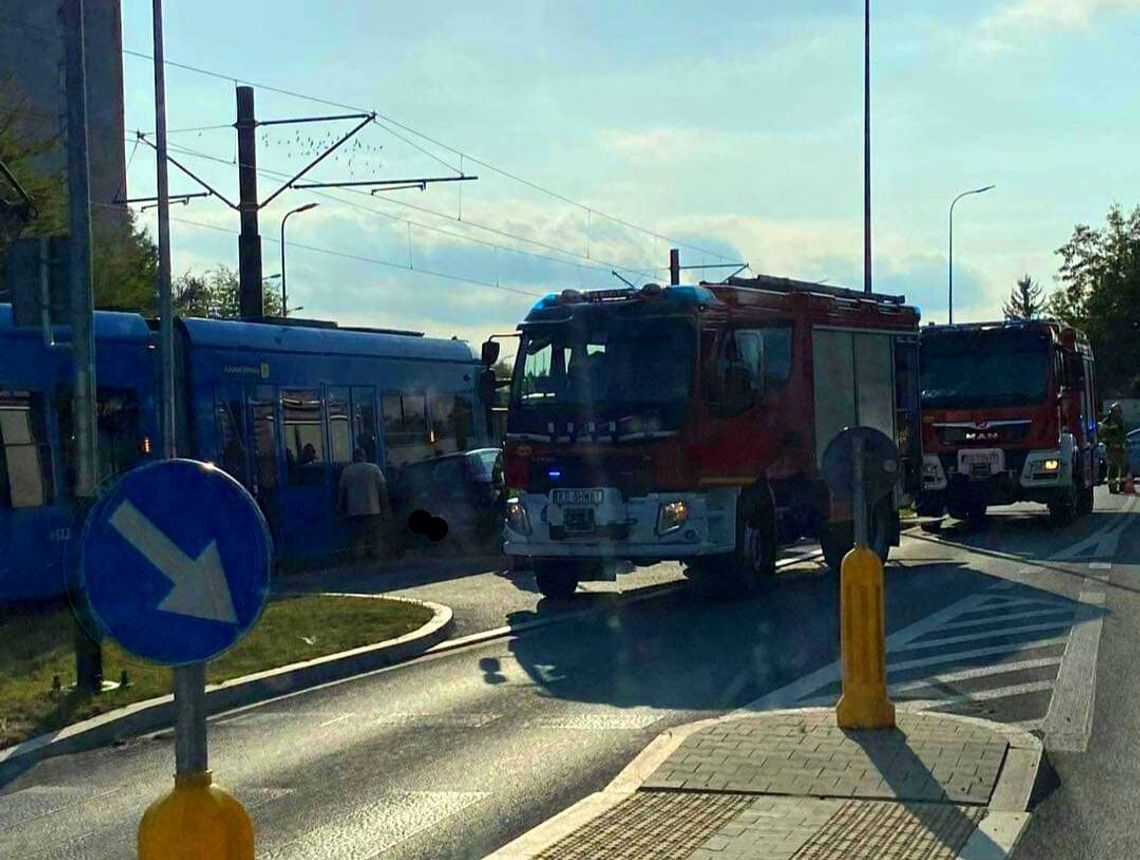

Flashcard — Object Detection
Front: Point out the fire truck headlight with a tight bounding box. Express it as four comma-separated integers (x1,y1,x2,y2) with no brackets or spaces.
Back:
656,500,689,535
506,497,531,535
1042,459,1061,472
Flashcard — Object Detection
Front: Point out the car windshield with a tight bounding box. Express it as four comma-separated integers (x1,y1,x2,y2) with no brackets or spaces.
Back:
512,316,695,410
921,330,1052,409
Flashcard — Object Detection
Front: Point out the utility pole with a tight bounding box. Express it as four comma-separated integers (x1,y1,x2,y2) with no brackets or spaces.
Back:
152,0,175,457
669,248,680,286
62,0,102,694
137,88,472,322
863,0,872,295
236,86,262,319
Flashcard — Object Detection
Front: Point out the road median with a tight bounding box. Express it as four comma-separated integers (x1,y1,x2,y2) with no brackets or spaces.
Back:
0,593,452,782
490,706,1041,860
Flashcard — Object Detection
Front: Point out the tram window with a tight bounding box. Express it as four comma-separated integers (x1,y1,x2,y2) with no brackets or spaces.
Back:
0,390,52,509
328,387,352,464
215,394,247,481
382,392,430,467
58,388,143,489
96,390,143,483
430,394,456,454
250,392,278,492
430,393,473,454
352,387,378,463
282,389,325,483
404,394,427,436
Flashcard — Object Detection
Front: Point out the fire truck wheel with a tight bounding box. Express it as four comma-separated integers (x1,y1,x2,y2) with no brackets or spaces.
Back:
534,563,580,599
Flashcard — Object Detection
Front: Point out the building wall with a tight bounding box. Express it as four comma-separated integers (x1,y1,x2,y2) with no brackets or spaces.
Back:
0,1,128,242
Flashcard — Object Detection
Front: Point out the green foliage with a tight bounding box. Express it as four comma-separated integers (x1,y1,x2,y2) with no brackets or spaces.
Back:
93,211,158,312
1049,204,1140,395
174,264,284,319
1003,274,1045,320
2,86,158,313
0,82,66,244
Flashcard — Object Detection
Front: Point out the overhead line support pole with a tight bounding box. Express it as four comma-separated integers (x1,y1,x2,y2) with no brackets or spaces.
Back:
236,86,263,319
63,0,103,695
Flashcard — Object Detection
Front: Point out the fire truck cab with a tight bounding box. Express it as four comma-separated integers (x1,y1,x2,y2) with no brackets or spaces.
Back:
917,320,1099,528
497,275,922,599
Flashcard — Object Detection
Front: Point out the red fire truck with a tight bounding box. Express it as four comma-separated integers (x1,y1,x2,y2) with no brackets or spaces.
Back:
493,275,923,598
917,320,1100,528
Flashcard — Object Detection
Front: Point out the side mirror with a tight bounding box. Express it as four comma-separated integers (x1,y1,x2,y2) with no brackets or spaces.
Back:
481,339,501,367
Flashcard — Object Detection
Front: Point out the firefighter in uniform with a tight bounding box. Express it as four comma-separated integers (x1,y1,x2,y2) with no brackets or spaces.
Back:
1099,402,1129,493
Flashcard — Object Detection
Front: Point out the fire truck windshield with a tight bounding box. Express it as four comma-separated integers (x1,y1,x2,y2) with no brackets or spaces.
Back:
512,316,695,422
920,328,1051,409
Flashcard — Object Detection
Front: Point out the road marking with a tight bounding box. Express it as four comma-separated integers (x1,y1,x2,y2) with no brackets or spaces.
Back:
1043,589,1106,752
896,679,1055,706
373,712,502,728
889,656,1062,691
889,620,1075,653
526,710,665,731
886,638,1069,675
1041,494,1134,751
933,607,1074,632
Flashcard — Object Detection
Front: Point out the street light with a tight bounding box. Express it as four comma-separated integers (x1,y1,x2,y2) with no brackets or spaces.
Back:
948,184,995,324
280,202,318,318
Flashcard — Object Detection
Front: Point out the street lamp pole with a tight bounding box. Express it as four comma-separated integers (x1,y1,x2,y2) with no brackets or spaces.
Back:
280,202,318,317
864,0,872,295
948,184,995,324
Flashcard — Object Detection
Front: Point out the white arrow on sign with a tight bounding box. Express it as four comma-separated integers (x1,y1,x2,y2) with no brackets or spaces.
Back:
108,500,238,624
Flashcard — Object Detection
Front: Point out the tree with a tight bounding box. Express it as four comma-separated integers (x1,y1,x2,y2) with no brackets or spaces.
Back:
1048,204,1140,395
174,265,283,319
1002,274,1045,320
2,85,159,313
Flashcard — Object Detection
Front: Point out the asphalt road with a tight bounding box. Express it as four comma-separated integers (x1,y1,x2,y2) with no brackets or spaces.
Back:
0,490,1134,859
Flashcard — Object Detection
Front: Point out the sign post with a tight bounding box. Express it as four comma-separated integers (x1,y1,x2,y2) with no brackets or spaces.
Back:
822,427,896,730
80,459,271,858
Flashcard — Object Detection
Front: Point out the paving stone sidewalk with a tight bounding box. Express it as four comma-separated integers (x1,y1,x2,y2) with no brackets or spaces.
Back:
492,709,1040,860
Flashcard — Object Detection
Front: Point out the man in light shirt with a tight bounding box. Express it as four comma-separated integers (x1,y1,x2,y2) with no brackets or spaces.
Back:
338,448,390,561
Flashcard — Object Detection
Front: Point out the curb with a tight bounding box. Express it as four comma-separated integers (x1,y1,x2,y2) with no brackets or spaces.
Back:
487,706,1041,860
0,596,453,783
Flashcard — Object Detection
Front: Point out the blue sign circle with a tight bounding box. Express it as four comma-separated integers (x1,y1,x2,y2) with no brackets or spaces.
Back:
81,459,273,665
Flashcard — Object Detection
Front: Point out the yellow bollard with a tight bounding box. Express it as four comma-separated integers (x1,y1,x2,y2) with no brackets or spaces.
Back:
138,771,253,859
836,545,896,730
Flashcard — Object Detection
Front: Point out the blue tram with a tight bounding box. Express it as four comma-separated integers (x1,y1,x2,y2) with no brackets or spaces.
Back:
0,305,488,602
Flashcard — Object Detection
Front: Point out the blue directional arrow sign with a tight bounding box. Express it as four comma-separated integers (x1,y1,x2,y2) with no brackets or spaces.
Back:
80,459,273,665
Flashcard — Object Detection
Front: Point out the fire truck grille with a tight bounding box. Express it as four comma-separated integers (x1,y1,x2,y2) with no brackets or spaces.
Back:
936,421,1031,446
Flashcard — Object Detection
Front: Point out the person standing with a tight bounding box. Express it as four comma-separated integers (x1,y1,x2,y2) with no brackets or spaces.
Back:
1099,402,1129,493
338,448,390,560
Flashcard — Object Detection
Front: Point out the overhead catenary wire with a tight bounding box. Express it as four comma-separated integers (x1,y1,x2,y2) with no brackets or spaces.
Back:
120,48,731,263
92,201,544,300
132,135,662,282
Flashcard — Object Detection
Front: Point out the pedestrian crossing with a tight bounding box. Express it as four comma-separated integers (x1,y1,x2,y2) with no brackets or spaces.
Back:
757,583,1084,734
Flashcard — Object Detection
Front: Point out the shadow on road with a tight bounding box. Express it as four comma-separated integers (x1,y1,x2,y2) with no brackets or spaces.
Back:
495,559,1046,713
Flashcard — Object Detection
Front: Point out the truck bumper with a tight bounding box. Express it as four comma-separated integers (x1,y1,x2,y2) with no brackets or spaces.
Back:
503,487,738,560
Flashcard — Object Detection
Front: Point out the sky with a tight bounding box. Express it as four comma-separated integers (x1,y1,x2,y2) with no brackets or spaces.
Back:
116,0,1140,350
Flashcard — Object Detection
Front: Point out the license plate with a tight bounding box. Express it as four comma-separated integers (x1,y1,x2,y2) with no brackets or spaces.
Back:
959,449,1004,478
552,488,603,505
563,508,595,532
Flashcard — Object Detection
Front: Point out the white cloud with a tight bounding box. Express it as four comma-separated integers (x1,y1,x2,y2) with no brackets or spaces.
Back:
978,0,1140,50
